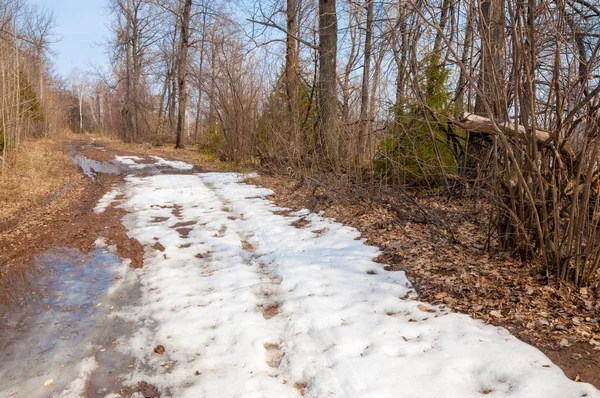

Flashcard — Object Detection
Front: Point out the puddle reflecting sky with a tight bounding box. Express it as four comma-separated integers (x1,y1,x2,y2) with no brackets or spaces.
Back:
0,247,125,397
69,153,122,180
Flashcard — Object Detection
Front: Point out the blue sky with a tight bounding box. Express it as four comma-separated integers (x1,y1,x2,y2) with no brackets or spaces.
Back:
37,0,110,77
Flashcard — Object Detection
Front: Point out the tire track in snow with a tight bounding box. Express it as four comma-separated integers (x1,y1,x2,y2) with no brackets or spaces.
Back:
199,172,600,398
112,173,298,397
90,165,599,398
203,181,288,374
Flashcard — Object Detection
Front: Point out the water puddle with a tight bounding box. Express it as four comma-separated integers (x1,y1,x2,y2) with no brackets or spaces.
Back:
0,247,127,397
69,153,122,180
68,142,200,179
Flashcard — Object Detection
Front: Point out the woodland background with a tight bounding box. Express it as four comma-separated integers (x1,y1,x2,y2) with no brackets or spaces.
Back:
1,0,600,288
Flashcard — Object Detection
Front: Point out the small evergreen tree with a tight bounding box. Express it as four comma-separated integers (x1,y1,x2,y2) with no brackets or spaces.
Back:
375,54,457,186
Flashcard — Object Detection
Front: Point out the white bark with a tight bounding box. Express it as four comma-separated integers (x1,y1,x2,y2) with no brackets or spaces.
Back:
458,112,552,143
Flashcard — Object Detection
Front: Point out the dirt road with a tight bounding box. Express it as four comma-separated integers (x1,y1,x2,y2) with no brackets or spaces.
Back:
0,143,598,397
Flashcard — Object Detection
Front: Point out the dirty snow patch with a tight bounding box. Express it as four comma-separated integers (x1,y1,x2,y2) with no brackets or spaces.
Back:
149,156,194,170
109,172,599,398
94,187,123,213
54,356,98,398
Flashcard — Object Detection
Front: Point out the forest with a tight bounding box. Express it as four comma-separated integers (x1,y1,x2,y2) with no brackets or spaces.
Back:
2,0,600,290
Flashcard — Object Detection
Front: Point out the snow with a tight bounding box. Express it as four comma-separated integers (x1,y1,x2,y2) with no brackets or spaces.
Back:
54,357,98,398
94,187,122,213
149,155,194,170
115,155,145,164
115,156,154,171
105,169,600,398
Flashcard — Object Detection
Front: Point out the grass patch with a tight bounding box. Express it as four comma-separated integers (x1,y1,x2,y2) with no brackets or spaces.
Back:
0,139,78,227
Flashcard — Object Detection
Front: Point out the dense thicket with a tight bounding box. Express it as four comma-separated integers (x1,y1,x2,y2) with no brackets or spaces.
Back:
67,0,600,287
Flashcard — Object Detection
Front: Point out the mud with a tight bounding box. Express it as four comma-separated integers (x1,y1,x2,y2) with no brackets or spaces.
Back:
0,139,213,397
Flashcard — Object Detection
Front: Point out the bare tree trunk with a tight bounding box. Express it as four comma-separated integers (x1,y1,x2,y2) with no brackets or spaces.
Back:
392,3,409,120
156,67,170,133
317,0,338,161
339,9,359,124
194,45,204,142
194,11,207,143
79,90,83,133
124,0,133,141
433,0,452,56
357,0,374,163
456,0,474,112
208,25,217,129
286,0,299,149
475,0,506,116
169,70,177,131
131,6,140,142
175,0,193,149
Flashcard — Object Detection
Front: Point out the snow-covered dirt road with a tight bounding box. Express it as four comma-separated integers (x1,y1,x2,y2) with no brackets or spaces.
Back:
94,156,598,398
2,153,598,398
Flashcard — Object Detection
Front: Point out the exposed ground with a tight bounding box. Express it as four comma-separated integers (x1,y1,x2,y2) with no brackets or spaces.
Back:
0,141,144,307
0,136,598,396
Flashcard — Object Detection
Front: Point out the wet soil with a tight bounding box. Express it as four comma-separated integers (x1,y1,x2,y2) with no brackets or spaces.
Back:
0,169,144,295
76,142,204,174
0,140,175,291
0,139,207,397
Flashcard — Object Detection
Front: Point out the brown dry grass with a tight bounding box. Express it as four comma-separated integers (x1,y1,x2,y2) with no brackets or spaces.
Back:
0,139,78,228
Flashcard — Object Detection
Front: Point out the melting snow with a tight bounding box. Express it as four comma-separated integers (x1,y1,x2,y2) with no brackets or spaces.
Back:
149,156,194,170
97,166,600,398
55,357,98,398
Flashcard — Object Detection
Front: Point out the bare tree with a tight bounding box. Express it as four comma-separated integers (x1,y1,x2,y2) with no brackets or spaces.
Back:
286,0,300,149
175,0,192,149
357,0,374,162
317,0,339,161
71,68,87,133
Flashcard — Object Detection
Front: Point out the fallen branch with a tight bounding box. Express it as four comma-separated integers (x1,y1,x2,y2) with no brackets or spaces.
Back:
457,112,552,143
454,112,575,159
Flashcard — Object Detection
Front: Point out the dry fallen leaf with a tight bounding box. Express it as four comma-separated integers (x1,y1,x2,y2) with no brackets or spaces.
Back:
559,338,571,348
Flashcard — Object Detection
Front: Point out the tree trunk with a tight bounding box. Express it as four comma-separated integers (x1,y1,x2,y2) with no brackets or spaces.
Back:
124,0,133,142
131,4,140,142
392,4,409,121
176,0,193,149
465,0,505,179
194,11,207,143
286,0,299,149
208,25,217,128
456,0,474,112
433,0,452,56
357,0,373,163
79,92,83,133
474,0,506,116
317,0,338,161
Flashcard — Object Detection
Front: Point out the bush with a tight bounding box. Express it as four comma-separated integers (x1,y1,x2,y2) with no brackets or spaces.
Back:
374,54,458,186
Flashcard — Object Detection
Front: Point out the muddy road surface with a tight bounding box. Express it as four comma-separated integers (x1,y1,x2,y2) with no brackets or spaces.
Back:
0,142,598,398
